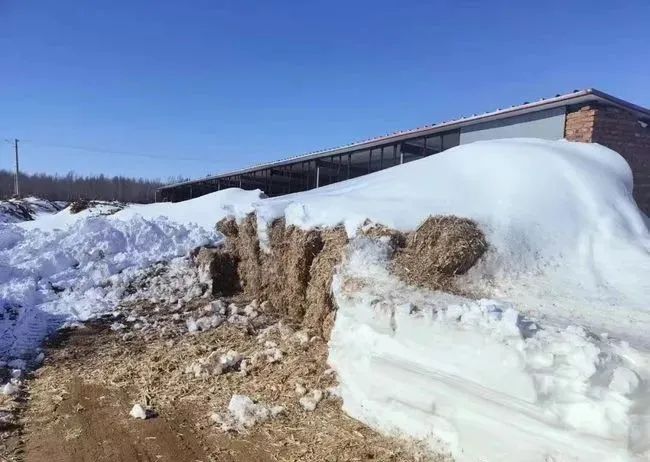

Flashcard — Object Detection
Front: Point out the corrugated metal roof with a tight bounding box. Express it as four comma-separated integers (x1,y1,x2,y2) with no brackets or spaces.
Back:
159,88,650,190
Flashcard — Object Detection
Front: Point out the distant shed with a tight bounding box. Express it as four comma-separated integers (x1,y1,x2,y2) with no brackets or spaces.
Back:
158,89,650,214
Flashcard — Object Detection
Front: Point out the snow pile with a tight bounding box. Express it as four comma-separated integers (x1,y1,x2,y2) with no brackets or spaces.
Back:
0,197,66,224
228,139,649,461
211,394,284,432
0,187,263,362
17,188,264,232
329,237,650,461
113,188,264,230
0,216,214,360
247,139,649,341
120,257,208,307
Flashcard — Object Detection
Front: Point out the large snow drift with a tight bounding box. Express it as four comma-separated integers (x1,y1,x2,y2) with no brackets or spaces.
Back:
249,139,650,461
257,139,650,346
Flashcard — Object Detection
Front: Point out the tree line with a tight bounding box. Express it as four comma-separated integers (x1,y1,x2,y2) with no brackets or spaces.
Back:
0,170,185,203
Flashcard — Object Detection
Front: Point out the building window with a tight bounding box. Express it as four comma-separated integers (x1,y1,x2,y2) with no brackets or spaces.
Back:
443,131,460,150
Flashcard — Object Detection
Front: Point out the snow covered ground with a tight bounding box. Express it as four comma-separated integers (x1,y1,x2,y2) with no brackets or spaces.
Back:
1,138,649,461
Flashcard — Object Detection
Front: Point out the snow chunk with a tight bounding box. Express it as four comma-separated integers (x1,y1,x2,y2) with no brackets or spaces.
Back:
211,395,283,432
244,303,258,319
186,315,224,333
129,403,150,420
252,341,283,365
7,359,26,370
1,382,18,396
185,350,242,377
292,331,310,346
299,389,323,411
294,382,307,397
204,300,227,315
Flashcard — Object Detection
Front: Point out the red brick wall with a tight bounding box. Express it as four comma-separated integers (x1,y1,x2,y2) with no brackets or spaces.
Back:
565,105,597,143
565,104,650,214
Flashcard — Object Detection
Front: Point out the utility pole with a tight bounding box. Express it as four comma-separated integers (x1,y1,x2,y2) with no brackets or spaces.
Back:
13,139,20,197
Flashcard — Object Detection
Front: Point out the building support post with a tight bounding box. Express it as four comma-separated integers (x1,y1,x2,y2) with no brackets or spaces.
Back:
315,166,320,188
347,154,351,179
288,164,292,193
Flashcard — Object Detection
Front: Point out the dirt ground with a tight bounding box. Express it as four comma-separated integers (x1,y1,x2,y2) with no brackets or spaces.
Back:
2,294,442,462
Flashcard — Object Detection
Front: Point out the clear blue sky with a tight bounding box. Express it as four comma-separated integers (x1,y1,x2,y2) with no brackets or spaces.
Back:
1,0,649,181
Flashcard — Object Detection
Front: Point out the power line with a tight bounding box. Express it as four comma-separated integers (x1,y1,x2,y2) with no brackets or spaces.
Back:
1,136,229,163
24,140,214,162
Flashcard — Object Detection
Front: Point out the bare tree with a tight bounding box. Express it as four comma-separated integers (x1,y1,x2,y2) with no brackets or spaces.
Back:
0,169,183,203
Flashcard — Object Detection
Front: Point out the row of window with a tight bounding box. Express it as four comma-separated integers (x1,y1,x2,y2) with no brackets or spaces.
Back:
165,129,461,200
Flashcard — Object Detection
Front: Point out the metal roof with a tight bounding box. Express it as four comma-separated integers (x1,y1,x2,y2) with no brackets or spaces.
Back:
159,88,650,190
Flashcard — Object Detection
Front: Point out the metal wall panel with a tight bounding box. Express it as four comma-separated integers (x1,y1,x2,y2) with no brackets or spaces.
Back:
459,107,566,144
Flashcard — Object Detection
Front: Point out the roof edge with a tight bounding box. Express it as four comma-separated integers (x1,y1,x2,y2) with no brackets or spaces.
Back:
159,89,650,190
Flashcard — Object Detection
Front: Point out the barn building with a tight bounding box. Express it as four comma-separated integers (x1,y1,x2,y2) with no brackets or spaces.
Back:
158,89,650,214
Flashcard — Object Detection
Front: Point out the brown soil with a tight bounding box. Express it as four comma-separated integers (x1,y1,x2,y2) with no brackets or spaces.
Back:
23,377,211,462
11,297,439,462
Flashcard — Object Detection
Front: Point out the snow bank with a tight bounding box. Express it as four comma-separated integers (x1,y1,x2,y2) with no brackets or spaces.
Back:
271,139,648,461
18,188,264,232
115,188,264,230
1,188,262,361
256,139,650,346
329,238,650,462
0,217,212,360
